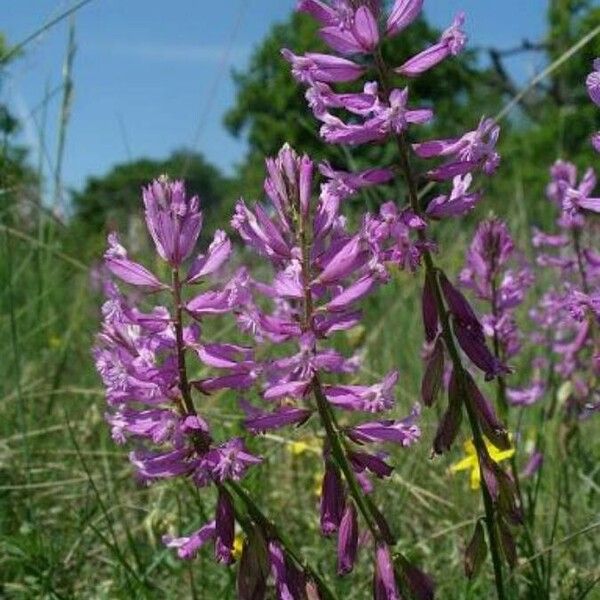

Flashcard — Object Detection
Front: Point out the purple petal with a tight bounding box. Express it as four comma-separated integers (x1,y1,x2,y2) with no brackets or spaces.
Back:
421,338,444,407
353,6,379,52
215,488,235,564
163,521,216,560
244,406,313,433
263,379,311,401
320,463,345,536
373,544,400,600
187,230,231,283
386,0,423,37
337,502,359,575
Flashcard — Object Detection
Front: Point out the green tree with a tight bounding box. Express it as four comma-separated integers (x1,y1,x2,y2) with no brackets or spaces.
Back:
70,149,229,257
486,0,600,228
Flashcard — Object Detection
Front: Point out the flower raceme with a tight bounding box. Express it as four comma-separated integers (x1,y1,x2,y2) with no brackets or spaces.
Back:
95,177,269,567
528,156,600,418
460,219,535,406
228,143,429,595
286,1,519,595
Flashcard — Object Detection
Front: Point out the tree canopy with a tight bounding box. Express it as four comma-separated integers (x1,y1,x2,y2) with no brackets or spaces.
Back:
71,149,229,238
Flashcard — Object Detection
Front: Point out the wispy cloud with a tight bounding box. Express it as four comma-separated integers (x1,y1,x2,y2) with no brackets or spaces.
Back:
105,42,251,64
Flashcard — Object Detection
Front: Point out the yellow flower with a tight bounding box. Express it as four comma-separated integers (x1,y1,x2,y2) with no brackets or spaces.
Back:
313,471,323,497
232,534,244,560
289,440,312,456
449,437,515,490
287,436,320,457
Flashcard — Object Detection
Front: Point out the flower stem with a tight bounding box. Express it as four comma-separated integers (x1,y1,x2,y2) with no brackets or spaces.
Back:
399,133,507,600
312,377,391,544
227,480,337,600
171,267,210,451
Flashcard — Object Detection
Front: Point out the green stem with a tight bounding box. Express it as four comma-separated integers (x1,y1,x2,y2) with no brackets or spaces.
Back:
227,481,337,600
312,377,388,544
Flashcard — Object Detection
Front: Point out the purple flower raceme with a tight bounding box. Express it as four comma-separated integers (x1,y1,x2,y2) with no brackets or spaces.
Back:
459,218,534,406
289,0,499,229
527,159,600,418
231,143,429,595
95,178,266,568
291,1,517,593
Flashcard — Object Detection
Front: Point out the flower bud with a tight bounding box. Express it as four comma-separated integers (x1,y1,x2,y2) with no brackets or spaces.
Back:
433,368,463,454
337,502,359,575
421,338,444,407
464,521,487,579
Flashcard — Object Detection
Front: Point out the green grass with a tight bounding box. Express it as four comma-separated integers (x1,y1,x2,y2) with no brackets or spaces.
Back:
0,206,599,599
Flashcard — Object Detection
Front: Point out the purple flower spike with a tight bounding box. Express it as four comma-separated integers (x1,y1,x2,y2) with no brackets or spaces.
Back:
338,502,359,575
373,544,400,600
320,462,346,536
143,177,203,266
215,488,235,564
386,0,424,37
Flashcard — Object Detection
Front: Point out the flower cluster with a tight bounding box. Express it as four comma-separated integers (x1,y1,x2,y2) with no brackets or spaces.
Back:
285,0,517,594
94,177,263,565
459,219,535,406
528,158,600,418
227,143,428,592
286,0,500,220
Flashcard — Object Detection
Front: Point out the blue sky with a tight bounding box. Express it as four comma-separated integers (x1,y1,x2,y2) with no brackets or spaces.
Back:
3,1,547,193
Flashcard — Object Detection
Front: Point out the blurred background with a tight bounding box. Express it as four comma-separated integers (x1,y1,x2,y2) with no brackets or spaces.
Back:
1,1,599,598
